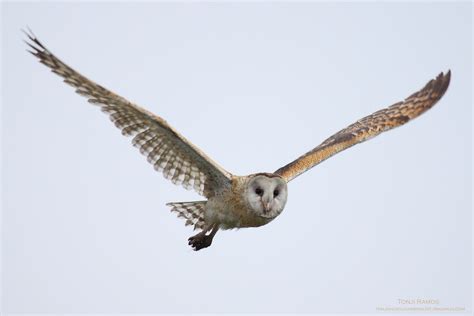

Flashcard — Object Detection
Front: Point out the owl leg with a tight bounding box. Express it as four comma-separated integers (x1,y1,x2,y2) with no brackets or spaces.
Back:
188,223,219,251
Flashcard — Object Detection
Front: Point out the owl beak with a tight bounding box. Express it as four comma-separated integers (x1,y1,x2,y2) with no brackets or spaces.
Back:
263,202,271,212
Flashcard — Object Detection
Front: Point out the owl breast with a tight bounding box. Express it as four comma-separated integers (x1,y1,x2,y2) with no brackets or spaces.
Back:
205,197,275,229
204,177,279,229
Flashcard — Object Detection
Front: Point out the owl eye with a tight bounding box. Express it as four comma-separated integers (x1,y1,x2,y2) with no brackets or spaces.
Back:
273,189,280,197
255,187,263,196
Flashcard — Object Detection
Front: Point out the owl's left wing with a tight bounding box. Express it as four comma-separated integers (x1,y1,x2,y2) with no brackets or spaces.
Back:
275,71,451,182
25,31,232,198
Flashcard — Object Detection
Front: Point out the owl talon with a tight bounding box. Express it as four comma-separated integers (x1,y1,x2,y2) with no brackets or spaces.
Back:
188,234,213,251
188,224,219,251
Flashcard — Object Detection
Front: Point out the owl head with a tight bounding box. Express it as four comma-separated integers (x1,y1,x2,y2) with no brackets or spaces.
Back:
245,173,288,219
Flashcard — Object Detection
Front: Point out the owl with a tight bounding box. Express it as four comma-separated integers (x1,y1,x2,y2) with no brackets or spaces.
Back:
25,31,451,250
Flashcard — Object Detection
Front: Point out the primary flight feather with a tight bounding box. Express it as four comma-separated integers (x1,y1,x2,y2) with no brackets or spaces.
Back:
25,30,450,250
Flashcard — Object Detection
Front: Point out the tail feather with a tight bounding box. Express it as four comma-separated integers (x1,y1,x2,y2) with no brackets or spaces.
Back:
167,201,207,231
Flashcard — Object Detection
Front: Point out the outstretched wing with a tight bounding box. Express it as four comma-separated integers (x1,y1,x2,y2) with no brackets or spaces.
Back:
275,71,451,182
25,31,232,198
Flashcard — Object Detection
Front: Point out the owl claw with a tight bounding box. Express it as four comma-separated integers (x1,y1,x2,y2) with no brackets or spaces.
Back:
188,224,219,251
188,234,213,251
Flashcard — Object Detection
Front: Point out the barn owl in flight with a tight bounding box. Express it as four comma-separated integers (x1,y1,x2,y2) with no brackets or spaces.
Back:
25,31,451,250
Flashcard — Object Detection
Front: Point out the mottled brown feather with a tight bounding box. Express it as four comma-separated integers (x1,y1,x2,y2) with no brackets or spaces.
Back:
275,71,451,182
167,201,207,230
25,31,232,197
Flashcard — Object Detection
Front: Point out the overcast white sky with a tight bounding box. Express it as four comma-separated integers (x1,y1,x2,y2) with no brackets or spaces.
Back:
1,2,472,314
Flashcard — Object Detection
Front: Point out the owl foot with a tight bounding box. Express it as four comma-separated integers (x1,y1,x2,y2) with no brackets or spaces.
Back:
188,224,219,251
188,234,213,251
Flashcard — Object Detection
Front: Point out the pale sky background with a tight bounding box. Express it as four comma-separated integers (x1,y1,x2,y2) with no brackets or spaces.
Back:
1,2,472,314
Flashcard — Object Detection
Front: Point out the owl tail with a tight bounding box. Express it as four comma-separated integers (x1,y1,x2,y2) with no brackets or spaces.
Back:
166,201,207,231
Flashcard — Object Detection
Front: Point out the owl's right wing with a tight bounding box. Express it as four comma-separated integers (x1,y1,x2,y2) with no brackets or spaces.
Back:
275,71,451,182
26,31,232,198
